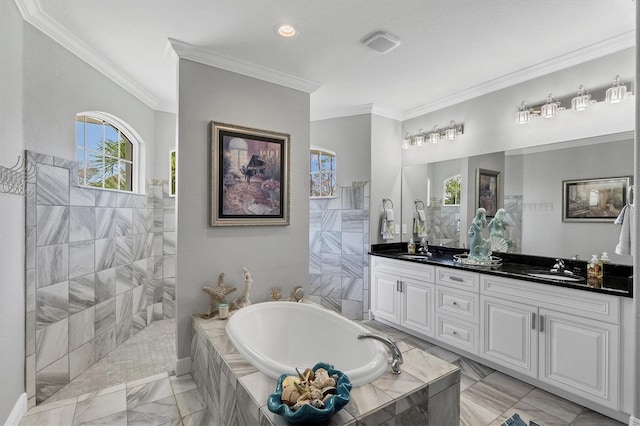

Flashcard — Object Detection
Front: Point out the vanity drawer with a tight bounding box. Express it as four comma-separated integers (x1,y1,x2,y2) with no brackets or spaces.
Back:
436,285,479,322
436,314,479,354
436,267,480,293
372,256,436,283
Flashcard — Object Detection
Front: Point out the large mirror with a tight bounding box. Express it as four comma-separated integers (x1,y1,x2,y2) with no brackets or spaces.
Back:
401,135,634,265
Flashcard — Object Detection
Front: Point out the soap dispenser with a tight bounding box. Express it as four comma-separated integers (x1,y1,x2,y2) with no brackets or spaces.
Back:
587,254,602,288
407,238,416,254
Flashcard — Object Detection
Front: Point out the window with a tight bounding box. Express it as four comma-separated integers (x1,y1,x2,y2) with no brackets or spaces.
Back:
310,147,336,198
76,112,143,192
443,174,462,205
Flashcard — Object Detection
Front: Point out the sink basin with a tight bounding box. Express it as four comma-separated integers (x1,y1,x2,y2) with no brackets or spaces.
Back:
399,254,431,260
521,269,585,283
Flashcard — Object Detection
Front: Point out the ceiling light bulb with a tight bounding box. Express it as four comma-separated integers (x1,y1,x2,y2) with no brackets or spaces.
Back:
277,24,298,38
606,75,627,104
429,126,440,144
515,101,531,124
571,85,591,111
445,121,457,140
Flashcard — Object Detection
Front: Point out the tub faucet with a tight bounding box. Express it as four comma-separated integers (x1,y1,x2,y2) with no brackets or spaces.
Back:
357,333,403,374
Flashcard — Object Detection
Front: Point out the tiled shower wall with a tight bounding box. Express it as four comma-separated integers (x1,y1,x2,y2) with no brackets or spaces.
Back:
24,151,176,407
426,199,462,247
504,195,523,253
308,183,370,320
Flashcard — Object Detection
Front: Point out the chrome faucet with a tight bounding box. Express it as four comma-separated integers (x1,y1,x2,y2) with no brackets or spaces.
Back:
358,333,403,374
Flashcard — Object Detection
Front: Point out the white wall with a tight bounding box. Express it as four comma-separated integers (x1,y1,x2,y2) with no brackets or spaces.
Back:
0,1,26,422
152,111,177,181
310,114,371,186
175,59,310,360
402,48,635,167
370,114,402,244
22,22,155,172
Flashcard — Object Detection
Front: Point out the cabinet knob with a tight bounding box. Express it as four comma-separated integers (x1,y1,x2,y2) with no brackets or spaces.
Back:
452,301,458,306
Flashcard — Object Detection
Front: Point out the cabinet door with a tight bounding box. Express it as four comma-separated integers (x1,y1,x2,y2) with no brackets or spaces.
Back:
481,296,538,378
401,279,434,337
538,309,619,409
371,272,401,324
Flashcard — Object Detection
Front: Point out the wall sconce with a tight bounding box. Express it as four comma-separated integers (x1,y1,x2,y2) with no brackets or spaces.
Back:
606,75,627,103
516,75,632,125
429,125,440,144
515,101,535,124
571,85,592,111
402,122,464,148
540,94,562,118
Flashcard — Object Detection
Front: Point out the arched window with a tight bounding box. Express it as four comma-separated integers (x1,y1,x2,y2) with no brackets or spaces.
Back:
310,146,336,198
76,112,144,193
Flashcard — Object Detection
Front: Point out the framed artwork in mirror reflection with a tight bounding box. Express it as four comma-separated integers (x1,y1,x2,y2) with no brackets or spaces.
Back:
210,122,290,227
476,168,501,218
563,176,631,222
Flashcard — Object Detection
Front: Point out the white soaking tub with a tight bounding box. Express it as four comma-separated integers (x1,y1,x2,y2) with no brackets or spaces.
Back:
225,301,389,386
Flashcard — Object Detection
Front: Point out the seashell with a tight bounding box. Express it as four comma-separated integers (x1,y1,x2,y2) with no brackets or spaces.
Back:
281,384,301,406
322,393,333,404
303,367,315,382
311,368,331,388
282,375,300,389
291,399,311,411
310,398,325,409
310,388,322,400
321,386,337,397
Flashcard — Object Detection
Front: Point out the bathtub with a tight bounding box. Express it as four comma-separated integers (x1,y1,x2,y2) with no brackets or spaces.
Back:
225,302,389,386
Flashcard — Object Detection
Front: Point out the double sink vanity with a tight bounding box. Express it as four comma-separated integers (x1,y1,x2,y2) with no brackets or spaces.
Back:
369,243,633,422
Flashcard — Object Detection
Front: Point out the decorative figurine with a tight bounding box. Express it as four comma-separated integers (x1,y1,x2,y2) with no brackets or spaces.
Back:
487,208,511,253
230,267,253,310
289,286,305,302
271,286,282,301
468,208,489,260
200,273,237,319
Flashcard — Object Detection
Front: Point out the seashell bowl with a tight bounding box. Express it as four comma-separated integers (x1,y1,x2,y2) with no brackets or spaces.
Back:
266,362,352,424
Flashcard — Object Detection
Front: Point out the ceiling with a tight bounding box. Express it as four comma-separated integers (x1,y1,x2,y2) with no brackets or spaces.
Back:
18,0,636,121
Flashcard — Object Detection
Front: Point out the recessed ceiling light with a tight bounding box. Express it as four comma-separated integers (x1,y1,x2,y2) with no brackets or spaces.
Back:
277,24,298,38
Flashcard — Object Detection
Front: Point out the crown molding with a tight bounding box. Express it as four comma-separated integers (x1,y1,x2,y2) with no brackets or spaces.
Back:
311,103,402,122
168,38,322,94
402,31,636,121
15,0,162,110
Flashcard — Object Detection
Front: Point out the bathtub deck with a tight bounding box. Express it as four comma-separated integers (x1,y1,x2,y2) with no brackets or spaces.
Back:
191,313,461,425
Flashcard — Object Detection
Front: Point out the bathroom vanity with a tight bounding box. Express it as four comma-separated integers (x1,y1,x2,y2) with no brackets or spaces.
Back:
369,244,634,422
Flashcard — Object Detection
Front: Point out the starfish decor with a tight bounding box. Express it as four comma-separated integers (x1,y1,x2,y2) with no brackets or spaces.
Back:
200,273,236,319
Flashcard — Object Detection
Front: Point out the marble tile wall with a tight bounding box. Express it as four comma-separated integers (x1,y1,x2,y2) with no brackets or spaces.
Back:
24,151,175,408
504,195,523,254
308,183,370,320
426,199,461,247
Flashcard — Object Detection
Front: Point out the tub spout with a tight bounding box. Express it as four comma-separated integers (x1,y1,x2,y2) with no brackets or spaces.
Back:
357,333,403,375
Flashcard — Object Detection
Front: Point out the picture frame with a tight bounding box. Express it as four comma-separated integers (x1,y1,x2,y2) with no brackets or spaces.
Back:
476,168,501,218
210,121,290,227
562,176,630,222
169,150,176,197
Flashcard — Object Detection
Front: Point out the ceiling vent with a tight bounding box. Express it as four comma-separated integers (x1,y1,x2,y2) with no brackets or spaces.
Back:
362,31,401,54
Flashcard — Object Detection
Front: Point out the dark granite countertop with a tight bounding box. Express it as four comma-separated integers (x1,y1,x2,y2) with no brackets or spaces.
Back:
370,243,633,298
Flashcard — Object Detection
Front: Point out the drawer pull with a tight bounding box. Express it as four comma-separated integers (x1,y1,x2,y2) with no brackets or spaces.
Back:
396,280,400,292
539,314,544,333
449,276,464,283
452,330,457,335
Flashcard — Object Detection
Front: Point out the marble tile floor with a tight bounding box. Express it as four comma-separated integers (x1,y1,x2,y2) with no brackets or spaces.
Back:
22,317,623,426
20,372,212,426
45,318,176,404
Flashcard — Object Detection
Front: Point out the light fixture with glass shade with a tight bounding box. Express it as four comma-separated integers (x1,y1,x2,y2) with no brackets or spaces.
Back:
540,94,561,118
414,129,425,146
429,126,440,144
445,121,459,140
606,75,627,103
401,133,411,149
571,85,592,111
515,101,532,124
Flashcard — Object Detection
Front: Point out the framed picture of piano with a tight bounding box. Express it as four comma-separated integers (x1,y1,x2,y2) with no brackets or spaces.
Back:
210,121,290,226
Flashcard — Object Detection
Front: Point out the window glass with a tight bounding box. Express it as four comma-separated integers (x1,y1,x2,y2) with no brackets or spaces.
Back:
310,148,336,198
443,174,462,206
76,114,138,192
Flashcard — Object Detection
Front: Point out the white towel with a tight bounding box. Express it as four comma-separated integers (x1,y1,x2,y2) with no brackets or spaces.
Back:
413,210,427,238
615,204,634,256
381,208,395,240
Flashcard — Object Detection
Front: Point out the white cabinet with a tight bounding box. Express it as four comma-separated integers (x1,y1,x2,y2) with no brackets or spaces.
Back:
480,295,538,378
370,257,435,337
539,309,619,408
480,275,620,409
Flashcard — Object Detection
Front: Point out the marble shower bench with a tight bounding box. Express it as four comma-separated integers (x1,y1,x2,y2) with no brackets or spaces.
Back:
191,314,461,425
